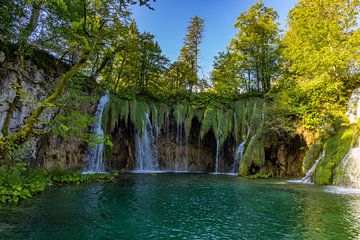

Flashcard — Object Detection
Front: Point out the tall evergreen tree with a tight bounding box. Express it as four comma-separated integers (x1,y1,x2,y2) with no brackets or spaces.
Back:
178,16,205,92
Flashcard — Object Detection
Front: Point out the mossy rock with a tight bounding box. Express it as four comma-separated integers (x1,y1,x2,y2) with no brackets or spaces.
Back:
314,127,353,185
303,143,322,174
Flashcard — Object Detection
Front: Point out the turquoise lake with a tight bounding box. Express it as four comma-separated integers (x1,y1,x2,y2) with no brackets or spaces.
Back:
1,174,360,239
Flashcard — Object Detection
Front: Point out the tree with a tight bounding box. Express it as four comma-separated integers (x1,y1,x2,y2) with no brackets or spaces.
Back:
103,21,169,93
281,0,360,128
0,0,154,165
211,51,244,95
229,1,280,92
178,16,205,92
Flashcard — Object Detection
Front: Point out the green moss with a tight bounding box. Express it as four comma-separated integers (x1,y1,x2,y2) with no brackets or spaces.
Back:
303,143,322,173
184,106,195,138
233,100,247,142
129,100,149,134
103,97,129,133
314,127,353,185
240,131,265,176
157,103,168,130
200,106,217,138
216,108,233,145
174,103,188,127
194,108,204,122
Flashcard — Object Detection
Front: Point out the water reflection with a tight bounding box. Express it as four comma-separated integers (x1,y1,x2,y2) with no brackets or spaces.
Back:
0,175,360,239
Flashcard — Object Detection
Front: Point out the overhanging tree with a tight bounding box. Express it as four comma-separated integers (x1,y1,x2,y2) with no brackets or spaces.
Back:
0,0,154,165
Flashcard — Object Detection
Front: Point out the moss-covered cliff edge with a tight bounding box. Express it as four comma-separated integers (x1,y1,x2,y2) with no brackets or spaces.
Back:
101,93,306,177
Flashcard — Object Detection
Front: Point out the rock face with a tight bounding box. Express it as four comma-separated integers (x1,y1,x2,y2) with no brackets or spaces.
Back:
104,104,306,176
0,61,54,135
0,48,96,170
0,51,59,163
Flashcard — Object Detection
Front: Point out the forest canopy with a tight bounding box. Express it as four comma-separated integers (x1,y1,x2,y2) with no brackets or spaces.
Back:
0,0,359,164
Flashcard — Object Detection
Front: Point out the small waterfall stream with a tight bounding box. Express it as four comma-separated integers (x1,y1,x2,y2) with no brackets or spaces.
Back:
83,93,110,174
233,123,251,174
288,151,325,184
215,139,221,173
301,151,325,184
134,113,159,172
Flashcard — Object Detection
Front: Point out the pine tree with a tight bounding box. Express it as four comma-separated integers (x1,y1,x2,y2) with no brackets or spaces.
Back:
178,16,205,92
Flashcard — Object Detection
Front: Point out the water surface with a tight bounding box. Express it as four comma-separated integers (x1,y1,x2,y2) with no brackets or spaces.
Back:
1,174,360,239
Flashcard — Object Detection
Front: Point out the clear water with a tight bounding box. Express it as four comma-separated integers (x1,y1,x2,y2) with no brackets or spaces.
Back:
1,174,360,239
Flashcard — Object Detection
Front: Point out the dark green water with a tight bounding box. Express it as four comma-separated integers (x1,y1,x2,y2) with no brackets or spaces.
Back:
1,174,360,239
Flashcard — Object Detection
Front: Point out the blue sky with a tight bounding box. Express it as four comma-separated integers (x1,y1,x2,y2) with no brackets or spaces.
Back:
132,0,298,78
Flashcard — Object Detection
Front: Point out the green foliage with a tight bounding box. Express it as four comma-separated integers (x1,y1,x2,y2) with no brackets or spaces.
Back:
281,0,359,130
314,128,353,185
221,1,281,93
50,85,98,142
0,164,118,204
0,164,51,204
177,16,205,91
249,172,270,179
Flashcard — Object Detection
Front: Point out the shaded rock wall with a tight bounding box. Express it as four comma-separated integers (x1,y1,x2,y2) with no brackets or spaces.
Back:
105,107,306,176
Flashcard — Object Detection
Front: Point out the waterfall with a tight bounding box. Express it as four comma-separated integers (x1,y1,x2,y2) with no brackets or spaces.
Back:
233,123,251,174
346,88,360,124
328,88,360,192
301,151,325,184
83,93,110,174
233,141,245,174
215,139,221,173
289,151,325,184
134,113,159,172
165,108,171,166
333,140,360,189
175,108,185,171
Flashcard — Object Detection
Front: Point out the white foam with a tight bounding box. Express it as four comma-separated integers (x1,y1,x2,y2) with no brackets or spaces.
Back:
324,186,360,195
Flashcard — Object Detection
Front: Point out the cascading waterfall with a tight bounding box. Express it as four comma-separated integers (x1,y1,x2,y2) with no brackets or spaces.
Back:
334,147,360,189
83,93,110,174
332,89,360,189
134,113,159,171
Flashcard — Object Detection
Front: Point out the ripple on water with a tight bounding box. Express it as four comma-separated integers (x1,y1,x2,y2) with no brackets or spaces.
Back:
0,174,360,239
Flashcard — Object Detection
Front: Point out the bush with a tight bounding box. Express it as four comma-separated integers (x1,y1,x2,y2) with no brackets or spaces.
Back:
0,164,119,204
249,172,270,179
